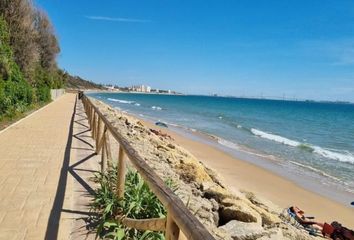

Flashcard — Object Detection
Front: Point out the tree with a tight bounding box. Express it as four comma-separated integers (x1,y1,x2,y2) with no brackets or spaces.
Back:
34,10,60,70
0,0,39,75
0,17,33,116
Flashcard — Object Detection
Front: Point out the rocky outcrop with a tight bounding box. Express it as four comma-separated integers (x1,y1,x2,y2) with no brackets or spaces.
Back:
91,98,321,240
220,221,266,240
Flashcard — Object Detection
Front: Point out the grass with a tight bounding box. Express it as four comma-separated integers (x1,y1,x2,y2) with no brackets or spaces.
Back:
90,165,177,240
0,101,49,130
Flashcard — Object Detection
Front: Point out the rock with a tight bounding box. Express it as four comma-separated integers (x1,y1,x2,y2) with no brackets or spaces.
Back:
176,158,212,184
204,185,231,202
210,198,219,211
186,197,218,226
243,191,282,214
212,228,233,240
167,143,175,149
221,204,262,223
219,221,265,240
281,225,320,240
256,229,291,240
204,166,227,188
157,144,169,151
221,198,239,207
136,121,144,126
251,205,281,225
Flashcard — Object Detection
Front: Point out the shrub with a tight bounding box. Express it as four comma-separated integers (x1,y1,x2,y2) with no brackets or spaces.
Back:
91,166,176,240
0,17,34,117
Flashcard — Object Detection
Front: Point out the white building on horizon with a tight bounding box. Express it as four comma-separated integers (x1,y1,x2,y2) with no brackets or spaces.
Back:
131,85,152,93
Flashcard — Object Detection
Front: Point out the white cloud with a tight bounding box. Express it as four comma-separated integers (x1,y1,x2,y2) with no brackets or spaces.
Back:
85,16,151,23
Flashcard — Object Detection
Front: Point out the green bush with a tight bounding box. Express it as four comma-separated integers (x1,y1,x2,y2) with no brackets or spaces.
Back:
35,85,50,102
91,166,176,240
0,17,35,118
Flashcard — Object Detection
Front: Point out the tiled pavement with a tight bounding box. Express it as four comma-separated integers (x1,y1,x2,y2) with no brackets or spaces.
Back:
0,94,100,239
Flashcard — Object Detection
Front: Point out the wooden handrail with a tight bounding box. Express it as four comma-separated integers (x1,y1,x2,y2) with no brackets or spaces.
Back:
81,94,215,240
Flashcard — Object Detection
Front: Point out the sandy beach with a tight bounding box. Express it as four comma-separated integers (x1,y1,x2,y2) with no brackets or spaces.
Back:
89,97,354,239
139,119,354,227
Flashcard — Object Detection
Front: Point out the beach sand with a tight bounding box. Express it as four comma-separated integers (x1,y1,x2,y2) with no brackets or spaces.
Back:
140,120,354,227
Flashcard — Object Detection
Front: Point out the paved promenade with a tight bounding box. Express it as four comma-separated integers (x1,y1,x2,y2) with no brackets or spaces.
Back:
0,94,100,239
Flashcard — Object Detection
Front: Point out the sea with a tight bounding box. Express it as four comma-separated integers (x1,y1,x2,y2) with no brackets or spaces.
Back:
88,92,354,206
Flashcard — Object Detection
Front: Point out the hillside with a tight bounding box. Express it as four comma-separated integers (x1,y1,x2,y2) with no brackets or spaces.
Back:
65,75,104,90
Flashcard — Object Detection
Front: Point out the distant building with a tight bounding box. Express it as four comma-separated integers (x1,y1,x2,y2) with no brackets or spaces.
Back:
105,85,115,91
131,85,152,93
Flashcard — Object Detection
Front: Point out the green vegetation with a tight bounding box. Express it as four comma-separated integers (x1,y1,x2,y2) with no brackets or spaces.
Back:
91,166,176,240
0,17,34,120
0,0,61,121
65,74,105,90
0,0,101,123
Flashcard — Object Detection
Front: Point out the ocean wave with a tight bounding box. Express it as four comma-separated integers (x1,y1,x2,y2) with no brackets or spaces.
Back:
251,128,300,147
134,103,141,106
217,138,240,150
167,122,179,127
312,147,354,164
108,98,134,104
251,128,354,164
289,161,342,182
151,106,162,110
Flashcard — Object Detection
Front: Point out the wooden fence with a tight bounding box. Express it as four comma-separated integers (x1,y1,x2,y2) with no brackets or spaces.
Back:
81,94,215,240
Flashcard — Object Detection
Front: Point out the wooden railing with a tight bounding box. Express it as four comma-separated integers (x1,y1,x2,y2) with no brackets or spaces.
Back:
81,94,215,240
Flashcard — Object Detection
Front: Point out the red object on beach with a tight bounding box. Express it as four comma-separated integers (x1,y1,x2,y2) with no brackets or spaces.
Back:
322,223,334,237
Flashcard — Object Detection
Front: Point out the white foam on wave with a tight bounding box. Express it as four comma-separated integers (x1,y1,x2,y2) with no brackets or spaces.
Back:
151,106,162,110
218,138,240,150
134,103,141,106
289,161,342,182
312,147,354,164
167,122,179,127
251,128,354,164
251,128,300,147
108,98,134,104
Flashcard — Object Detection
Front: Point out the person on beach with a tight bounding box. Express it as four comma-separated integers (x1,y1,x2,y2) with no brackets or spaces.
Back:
289,206,354,240
289,206,324,230
330,221,354,240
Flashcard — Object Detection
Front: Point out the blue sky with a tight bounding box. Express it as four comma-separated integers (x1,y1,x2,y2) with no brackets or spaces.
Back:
36,0,354,101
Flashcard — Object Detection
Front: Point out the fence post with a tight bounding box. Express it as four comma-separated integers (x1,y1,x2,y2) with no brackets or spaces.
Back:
165,210,180,240
90,107,94,129
116,145,126,199
92,112,96,139
96,118,102,151
101,134,106,173
105,131,112,167
88,104,90,121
